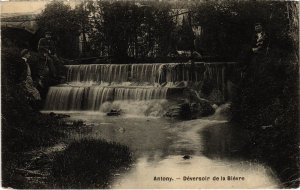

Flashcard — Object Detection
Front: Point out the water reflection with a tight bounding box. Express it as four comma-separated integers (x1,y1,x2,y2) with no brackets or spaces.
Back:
201,122,250,159
64,113,279,188
112,156,278,189
67,113,175,159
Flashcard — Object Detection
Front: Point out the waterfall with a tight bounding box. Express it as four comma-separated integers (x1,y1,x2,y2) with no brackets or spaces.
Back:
44,86,85,110
67,64,130,83
204,63,227,102
131,64,161,83
66,63,206,85
84,87,114,111
45,62,234,112
44,85,169,111
114,87,168,101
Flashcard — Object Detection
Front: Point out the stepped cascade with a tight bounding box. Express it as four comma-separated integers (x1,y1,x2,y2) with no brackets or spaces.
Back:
66,63,206,85
44,62,235,112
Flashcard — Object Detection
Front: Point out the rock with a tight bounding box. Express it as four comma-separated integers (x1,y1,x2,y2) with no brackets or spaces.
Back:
183,155,192,160
59,114,70,118
65,121,73,125
107,109,121,116
261,125,273,130
212,104,218,110
117,127,125,133
180,103,192,120
214,103,231,119
174,81,189,87
186,89,215,116
164,104,190,119
107,112,120,116
49,112,56,117
191,99,215,117
85,123,96,127
165,100,214,119
164,105,181,118
207,89,224,104
49,112,70,119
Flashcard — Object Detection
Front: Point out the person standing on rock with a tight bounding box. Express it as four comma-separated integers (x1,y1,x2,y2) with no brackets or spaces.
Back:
251,23,269,55
249,22,269,78
239,22,269,79
38,31,58,78
19,49,41,108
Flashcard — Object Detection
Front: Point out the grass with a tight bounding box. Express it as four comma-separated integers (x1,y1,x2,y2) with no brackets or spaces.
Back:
2,113,67,188
51,139,133,189
2,114,133,189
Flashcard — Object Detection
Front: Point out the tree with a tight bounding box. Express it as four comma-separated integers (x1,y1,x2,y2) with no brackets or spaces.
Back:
36,1,81,58
150,2,175,57
85,1,176,60
74,1,94,57
177,15,194,52
100,1,143,60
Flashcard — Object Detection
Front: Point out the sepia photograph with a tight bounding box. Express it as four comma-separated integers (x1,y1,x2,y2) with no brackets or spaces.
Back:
1,0,299,188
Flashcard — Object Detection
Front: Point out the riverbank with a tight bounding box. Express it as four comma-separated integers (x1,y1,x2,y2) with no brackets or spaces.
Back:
0,47,126,188
203,115,299,188
2,113,133,189
245,125,299,188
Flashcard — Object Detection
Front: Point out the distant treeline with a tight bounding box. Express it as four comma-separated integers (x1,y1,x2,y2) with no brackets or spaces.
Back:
34,1,297,60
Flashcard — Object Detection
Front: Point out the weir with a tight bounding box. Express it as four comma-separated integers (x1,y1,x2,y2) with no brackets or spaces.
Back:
44,62,237,112
66,63,206,84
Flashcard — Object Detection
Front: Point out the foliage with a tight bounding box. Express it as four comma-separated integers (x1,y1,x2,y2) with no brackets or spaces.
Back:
192,1,299,59
177,14,194,51
84,1,175,60
36,1,299,61
145,2,175,57
3,78,65,144
73,1,93,57
1,47,133,188
36,1,81,58
1,47,63,188
51,139,132,188
100,1,142,59
223,1,299,188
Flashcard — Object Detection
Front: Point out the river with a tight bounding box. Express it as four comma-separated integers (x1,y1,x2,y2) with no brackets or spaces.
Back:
43,62,280,188
59,111,280,189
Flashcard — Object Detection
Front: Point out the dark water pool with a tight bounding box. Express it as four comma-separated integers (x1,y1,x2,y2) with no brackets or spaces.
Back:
60,112,279,188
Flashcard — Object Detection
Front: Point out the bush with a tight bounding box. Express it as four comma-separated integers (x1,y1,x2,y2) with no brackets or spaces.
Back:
1,47,66,188
51,139,132,188
228,2,299,187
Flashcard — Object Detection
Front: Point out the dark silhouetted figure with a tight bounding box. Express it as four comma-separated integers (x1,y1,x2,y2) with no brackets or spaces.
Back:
38,31,58,78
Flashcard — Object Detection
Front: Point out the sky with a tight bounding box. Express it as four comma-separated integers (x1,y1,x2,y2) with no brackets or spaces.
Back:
1,1,79,15
0,0,189,16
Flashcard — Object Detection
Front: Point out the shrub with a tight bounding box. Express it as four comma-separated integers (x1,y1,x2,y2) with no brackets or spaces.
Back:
51,139,132,188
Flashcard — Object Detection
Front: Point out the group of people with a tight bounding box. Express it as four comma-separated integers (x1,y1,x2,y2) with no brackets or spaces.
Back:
19,32,61,107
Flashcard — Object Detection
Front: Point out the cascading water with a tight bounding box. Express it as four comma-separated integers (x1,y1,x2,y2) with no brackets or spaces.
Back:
45,86,85,110
204,63,226,102
131,64,161,84
67,64,130,84
66,63,206,85
84,86,115,110
44,62,232,115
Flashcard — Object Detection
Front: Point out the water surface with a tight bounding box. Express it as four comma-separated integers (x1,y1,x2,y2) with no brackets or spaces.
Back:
60,112,280,188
